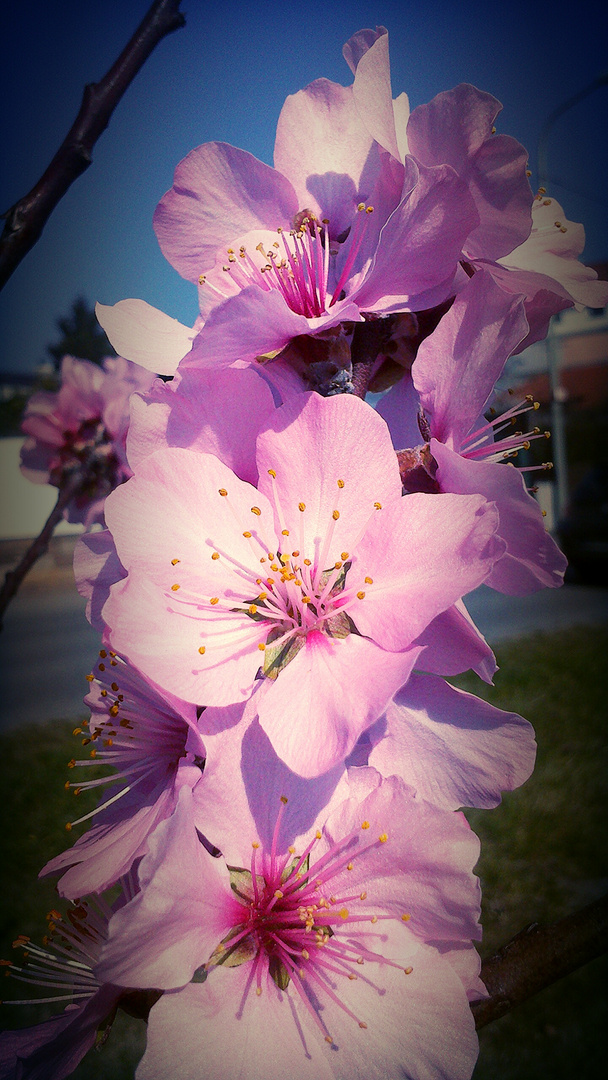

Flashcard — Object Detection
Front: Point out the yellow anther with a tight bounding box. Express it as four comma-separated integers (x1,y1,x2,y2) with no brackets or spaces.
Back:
111,682,119,692
251,506,262,516
491,125,496,134
199,274,206,285
298,502,306,512
325,1036,333,1044
304,558,311,566
210,597,219,605
359,1021,368,1029
282,529,290,536
218,488,228,496
302,948,309,960
379,833,388,843
252,841,260,849
258,643,266,651
72,727,82,736
65,822,72,831
370,915,378,924
243,531,252,538
357,591,365,600
85,673,94,682
198,646,206,655
302,595,312,604
334,561,343,570
365,205,374,213
339,907,349,919
171,584,180,591
337,478,345,488
109,704,119,718
171,558,180,565
315,830,322,839
401,913,411,922
357,202,366,212
270,563,279,572
361,821,370,830
256,987,262,996
99,649,107,658
332,510,340,520
280,795,288,804
67,758,76,768
360,891,367,900
274,890,283,899
364,576,373,584
211,552,220,560
347,862,353,871
64,780,70,790
341,552,349,560
98,663,105,671
404,966,413,974
258,592,268,601
268,468,276,478
249,605,258,615
374,502,382,510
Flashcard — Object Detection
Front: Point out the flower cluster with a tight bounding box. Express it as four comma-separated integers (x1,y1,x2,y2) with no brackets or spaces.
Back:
3,25,606,1080
20,354,155,526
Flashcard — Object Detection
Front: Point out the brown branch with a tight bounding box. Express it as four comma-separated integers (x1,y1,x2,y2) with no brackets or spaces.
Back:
0,471,84,630
0,0,185,290
472,893,608,1029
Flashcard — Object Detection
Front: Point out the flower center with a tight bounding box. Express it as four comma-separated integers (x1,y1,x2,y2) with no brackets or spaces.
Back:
197,797,413,1045
198,204,374,319
167,473,382,678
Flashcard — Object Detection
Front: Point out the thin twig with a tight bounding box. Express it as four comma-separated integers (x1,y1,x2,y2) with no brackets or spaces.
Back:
0,0,185,290
472,893,608,1029
0,472,84,629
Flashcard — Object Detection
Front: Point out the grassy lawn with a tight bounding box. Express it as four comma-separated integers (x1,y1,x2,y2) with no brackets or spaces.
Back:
0,625,606,1078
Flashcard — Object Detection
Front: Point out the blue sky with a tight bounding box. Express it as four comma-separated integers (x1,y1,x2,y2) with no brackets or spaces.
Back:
1,0,606,373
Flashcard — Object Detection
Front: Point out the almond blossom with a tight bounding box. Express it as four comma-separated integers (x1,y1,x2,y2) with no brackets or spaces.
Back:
20,355,155,526
40,651,204,898
377,272,567,594
100,392,502,776
96,770,482,1080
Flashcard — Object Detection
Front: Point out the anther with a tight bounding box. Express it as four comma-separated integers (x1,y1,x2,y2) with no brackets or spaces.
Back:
374,502,382,510
332,510,340,520
198,646,206,655
251,507,262,516
218,489,228,497
379,833,388,843
401,914,411,922
361,821,370,830
171,558,180,565
337,479,345,488
210,597,219,605
298,502,306,512
211,552,220,560
268,469,276,478
357,591,365,600
171,584,180,591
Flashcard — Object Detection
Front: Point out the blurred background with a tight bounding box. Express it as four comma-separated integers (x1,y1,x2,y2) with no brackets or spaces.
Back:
0,2,607,1077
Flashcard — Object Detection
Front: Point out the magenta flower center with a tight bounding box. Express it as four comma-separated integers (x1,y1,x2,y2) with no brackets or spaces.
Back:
199,205,374,318
205,798,412,1044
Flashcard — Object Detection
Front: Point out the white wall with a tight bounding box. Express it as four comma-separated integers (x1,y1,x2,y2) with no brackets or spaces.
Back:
0,437,82,540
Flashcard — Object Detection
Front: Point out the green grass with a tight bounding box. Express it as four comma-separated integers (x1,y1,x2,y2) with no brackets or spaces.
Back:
0,626,606,1078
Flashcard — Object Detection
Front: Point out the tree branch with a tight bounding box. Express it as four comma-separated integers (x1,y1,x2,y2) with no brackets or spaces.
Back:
472,893,608,1029
0,0,185,290
0,471,84,630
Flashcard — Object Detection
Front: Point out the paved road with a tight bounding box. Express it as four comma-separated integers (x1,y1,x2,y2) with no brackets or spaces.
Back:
1,549,607,730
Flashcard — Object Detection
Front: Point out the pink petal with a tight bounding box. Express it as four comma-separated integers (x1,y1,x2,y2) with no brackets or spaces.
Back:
415,602,497,683
256,632,420,777
256,391,402,563
95,299,194,376
350,492,502,650
408,84,532,260
184,285,362,367
350,27,409,161
154,142,299,283
354,161,479,312
96,787,237,989
412,269,529,449
368,671,536,809
274,78,377,239
432,440,567,593
127,365,276,484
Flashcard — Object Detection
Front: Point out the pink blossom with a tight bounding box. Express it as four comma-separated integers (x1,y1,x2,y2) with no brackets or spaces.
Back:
97,771,481,1080
0,895,133,1080
39,652,204,898
100,392,501,776
378,272,567,594
20,355,155,525
346,28,607,348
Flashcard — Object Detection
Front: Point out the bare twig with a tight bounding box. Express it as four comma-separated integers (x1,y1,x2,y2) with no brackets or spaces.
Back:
0,472,84,629
472,893,608,1029
0,0,185,290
